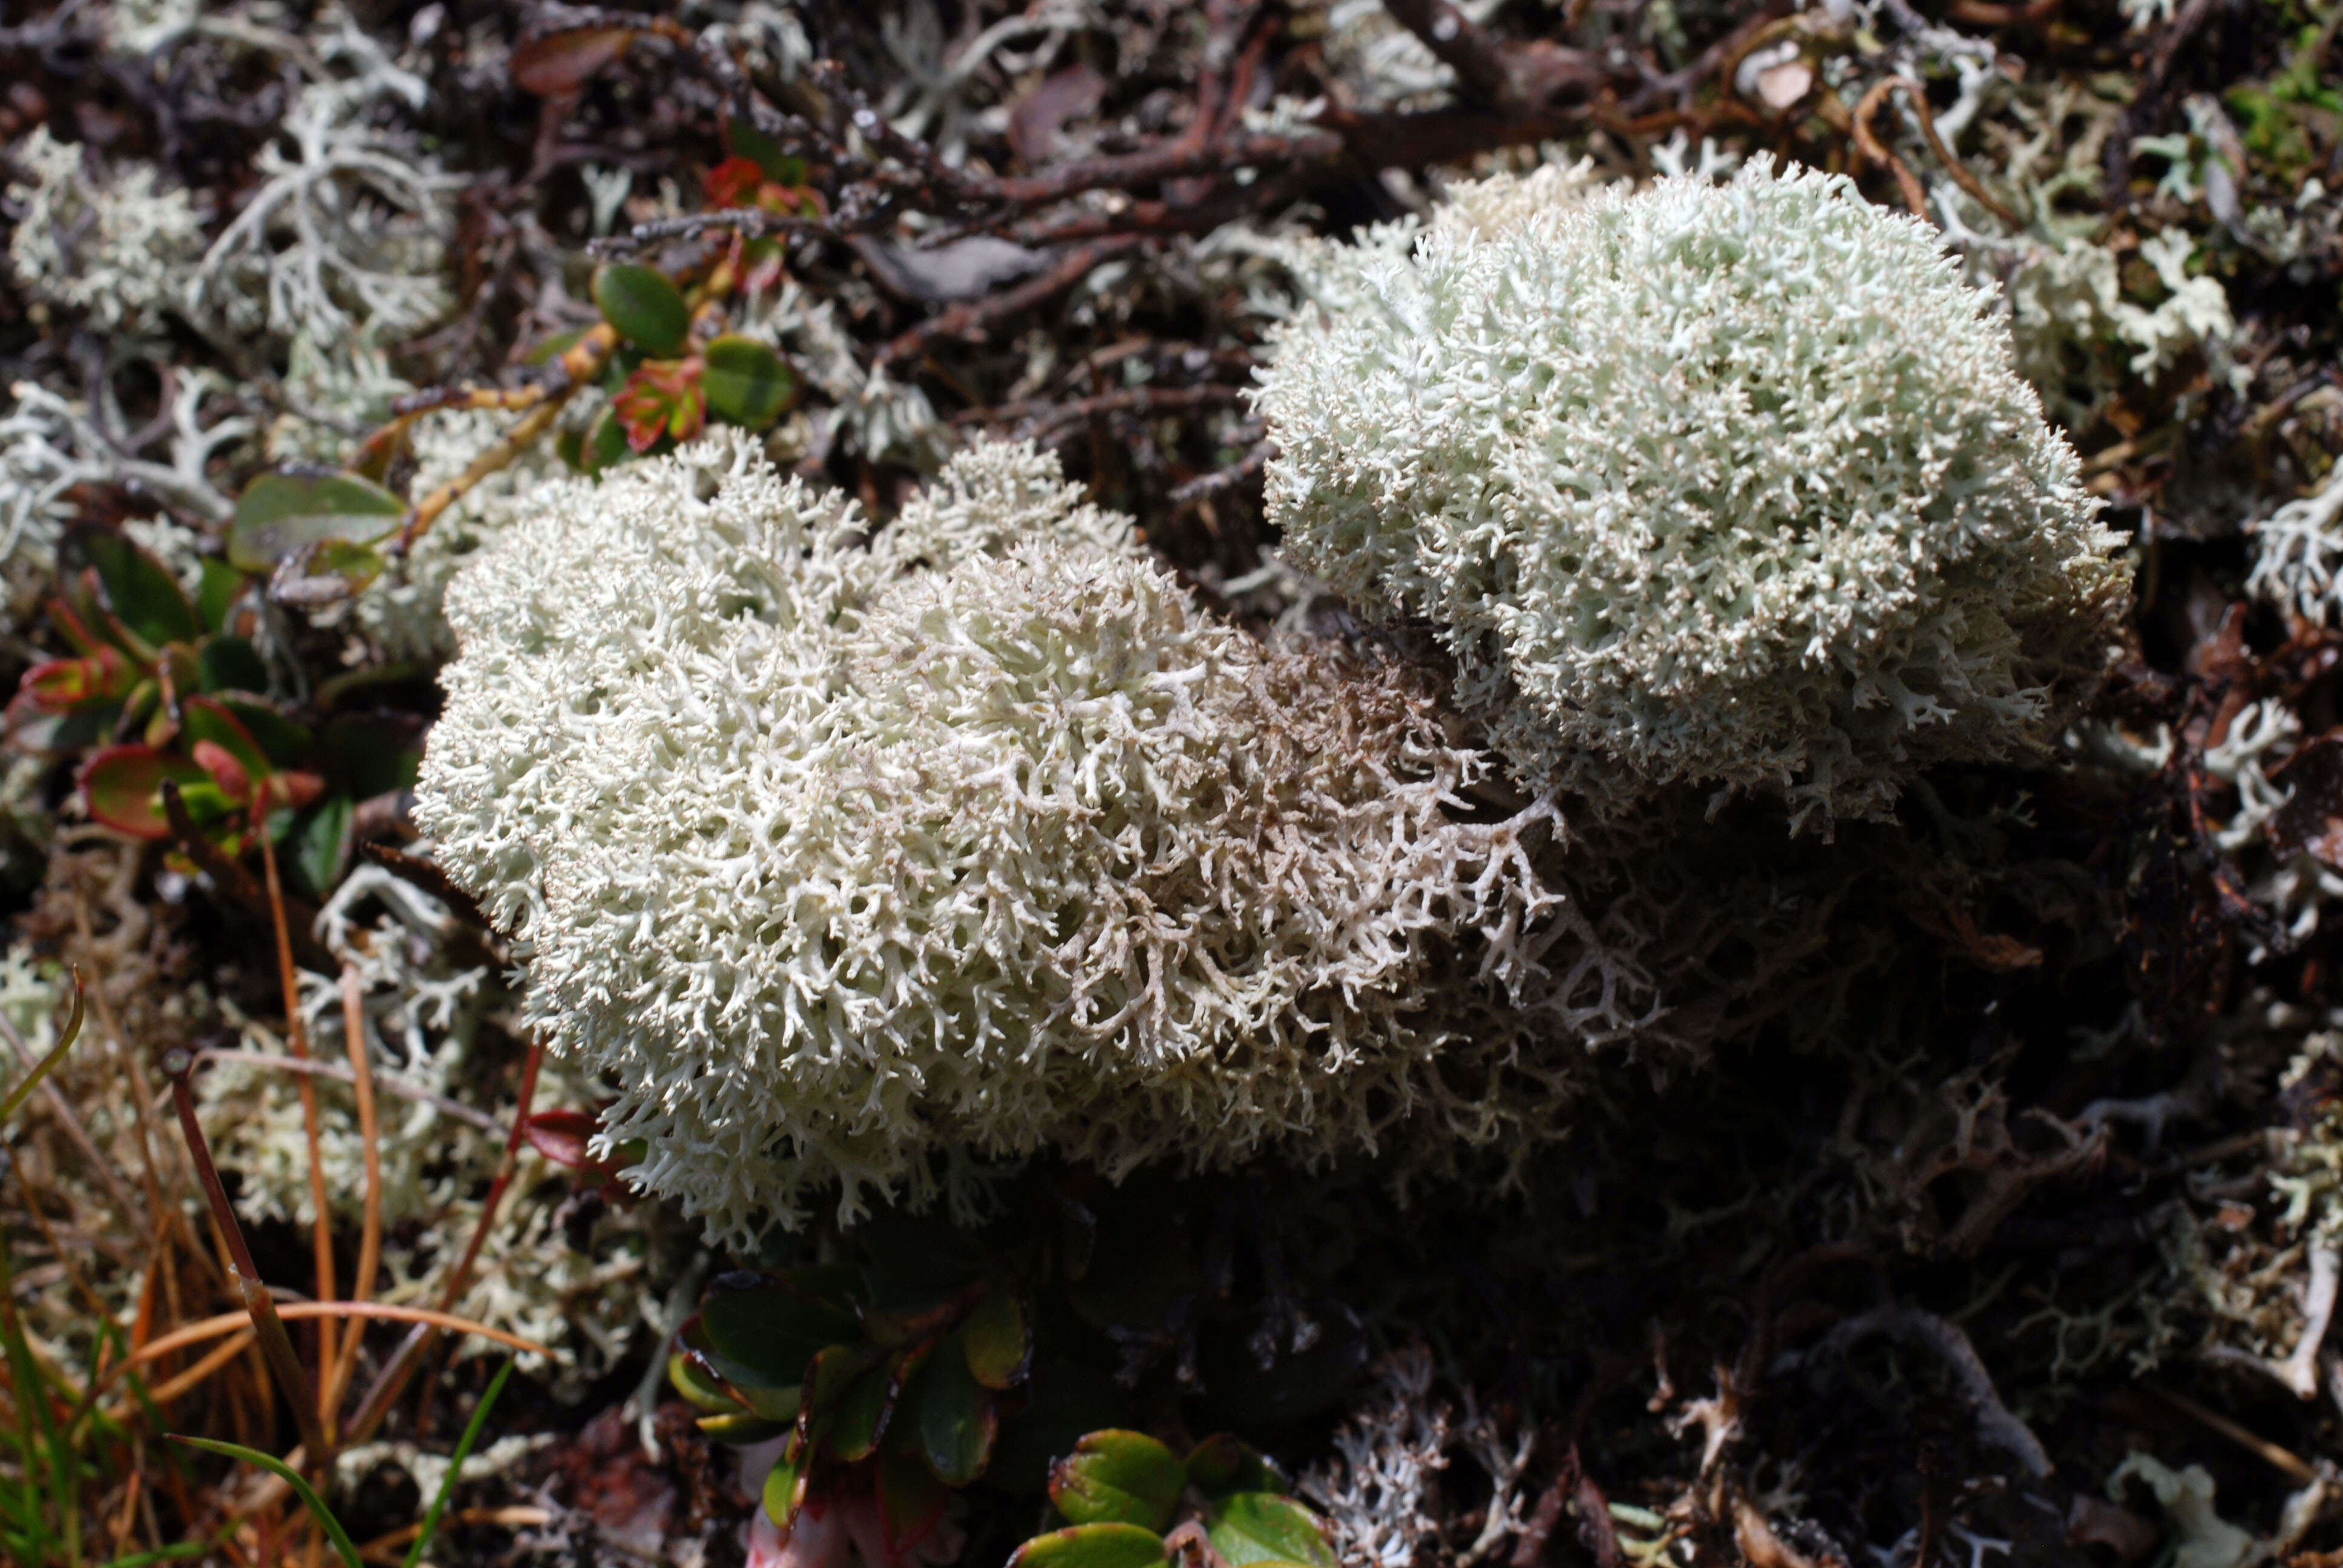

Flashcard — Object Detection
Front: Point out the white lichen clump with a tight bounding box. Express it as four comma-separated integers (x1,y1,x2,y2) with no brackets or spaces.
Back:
417,436,1575,1245
1256,160,2131,829
4,128,205,335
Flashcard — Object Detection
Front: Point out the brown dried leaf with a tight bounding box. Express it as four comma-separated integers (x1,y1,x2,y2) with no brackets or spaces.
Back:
513,27,636,97
2269,733,2343,869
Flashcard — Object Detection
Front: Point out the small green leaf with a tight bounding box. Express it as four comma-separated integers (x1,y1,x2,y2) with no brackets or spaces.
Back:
762,1437,808,1527
1009,1523,1168,1568
526,327,588,366
169,1436,362,1568
1049,1430,1186,1532
1204,1494,1337,1568
67,526,201,647
294,794,353,897
830,1358,899,1462
580,408,632,473
197,636,268,695
214,697,311,768
916,1327,997,1485
963,1285,1029,1390
182,697,273,780
592,263,691,356
309,538,388,595
669,1350,747,1414
229,472,406,573
1185,1435,1282,1498
698,1410,792,1443
799,1341,879,1456
698,1269,863,1392
197,558,247,633
702,335,799,429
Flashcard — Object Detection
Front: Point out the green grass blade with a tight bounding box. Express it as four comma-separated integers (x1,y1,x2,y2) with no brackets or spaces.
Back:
402,1359,514,1568
97,1540,212,1568
166,1437,362,1568
0,972,84,1125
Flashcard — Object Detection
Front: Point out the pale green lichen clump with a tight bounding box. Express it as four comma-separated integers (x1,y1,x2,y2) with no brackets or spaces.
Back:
1256,159,2130,830
416,436,1572,1246
4,127,204,336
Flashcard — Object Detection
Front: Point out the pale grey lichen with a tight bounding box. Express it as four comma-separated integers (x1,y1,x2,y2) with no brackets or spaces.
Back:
186,33,456,353
4,127,206,336
1256,158,2130,830
2247,462,2343,627
1,377,247,632
873,434,1133,573
2002,229,2238,422
415,434,1628,1246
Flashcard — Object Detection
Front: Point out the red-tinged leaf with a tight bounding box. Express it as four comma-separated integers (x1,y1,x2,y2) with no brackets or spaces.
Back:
830,1358,899,1462
521,1108,621,1174
670,1349,749,1415
181,697,272,782
190,739,252,804
19,648,131,713
80,746,207,839
512,26,636,97
1008,1523,1170,1568
707,155,770,210
723,115,805,185
1049,1431,1185,1532
46,595,115,659
614,361,707,454
253,769,326,817
759,183,828,219
742,238,788,298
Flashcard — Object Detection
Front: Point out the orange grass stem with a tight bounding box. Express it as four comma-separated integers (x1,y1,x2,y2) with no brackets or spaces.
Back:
258,831,339,1389
105,1302,550,1387
342,1039,543,1448
318,967,384,1433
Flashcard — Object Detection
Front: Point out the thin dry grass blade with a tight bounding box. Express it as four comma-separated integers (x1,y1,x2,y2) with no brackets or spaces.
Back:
319,965,384,1428
258,831,340,1390
113,1301,551,1378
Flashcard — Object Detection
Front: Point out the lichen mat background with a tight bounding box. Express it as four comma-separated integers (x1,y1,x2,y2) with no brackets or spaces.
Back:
2,3,2341,1566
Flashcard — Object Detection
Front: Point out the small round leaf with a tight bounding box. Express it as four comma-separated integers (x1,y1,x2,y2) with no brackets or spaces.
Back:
963,1285,1029,1390
701,335,799,428
1009,1523,1170,1568
1049,1430,1186,1533
592,263,691,356
1203,1493,1337,1568
916,1329,997,1485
